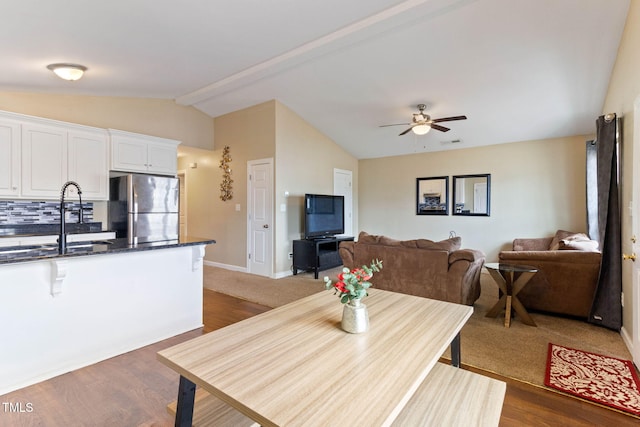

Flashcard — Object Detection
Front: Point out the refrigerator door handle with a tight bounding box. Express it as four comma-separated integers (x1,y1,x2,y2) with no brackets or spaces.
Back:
128,212,138,245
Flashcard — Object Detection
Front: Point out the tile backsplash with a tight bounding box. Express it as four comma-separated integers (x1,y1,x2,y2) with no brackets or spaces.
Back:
0,201,94,225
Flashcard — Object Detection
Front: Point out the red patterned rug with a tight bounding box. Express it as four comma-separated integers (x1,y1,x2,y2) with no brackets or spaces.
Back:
545,343,640,416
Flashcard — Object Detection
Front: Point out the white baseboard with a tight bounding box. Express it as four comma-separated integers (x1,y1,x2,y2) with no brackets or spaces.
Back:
274,270,293,279
204,260,248,273
621,325,634,357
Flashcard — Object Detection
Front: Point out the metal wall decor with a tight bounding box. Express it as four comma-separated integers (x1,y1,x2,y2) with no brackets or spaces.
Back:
219,146,233,201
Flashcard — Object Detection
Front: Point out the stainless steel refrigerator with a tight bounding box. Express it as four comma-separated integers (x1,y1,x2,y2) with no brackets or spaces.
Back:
108,174,179,244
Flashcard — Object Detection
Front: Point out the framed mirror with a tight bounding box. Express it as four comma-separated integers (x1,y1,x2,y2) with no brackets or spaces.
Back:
452,174,491,216
416,176,449,215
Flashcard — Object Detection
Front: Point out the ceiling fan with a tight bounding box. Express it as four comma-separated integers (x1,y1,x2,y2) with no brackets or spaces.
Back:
379,104,467,136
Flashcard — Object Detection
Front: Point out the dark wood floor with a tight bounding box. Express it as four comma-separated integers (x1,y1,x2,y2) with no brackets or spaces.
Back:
1,289,638,426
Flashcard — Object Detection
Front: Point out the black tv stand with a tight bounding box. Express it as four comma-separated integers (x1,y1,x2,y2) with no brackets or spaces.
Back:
292,236,354,279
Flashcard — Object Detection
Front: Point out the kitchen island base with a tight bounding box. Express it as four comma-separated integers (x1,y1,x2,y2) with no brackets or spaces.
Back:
0,244,207,395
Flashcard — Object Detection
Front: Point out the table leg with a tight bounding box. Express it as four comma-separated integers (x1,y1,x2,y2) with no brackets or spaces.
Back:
485,269,508,319
511,296,537,326
486,294,507,318
175,375,196,427
504,295,512,327
511,271,537,326
450,332,461,368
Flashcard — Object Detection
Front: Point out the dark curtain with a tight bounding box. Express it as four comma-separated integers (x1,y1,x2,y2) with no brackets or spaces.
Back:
587,114,622,330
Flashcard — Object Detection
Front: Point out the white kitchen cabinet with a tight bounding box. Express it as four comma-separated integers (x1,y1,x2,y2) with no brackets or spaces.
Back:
109,129,180,176
68,129,109,200
21,122,68,199
0,118,20,197
20,123,109,201
0,110,109,201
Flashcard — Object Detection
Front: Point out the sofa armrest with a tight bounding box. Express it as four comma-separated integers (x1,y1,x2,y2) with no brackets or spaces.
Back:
512,238,553,251
448,249,485,264
338,241,355,269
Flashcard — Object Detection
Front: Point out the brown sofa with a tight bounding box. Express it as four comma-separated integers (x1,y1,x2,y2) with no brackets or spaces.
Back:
338,232,485,306
498,230,602,318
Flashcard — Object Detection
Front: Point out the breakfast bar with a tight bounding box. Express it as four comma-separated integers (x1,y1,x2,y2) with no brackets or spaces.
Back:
0,236,215,396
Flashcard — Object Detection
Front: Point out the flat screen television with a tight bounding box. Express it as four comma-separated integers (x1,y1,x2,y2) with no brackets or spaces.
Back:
304,194,345,239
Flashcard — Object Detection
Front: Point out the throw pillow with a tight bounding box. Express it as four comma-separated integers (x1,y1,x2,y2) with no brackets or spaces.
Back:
559,239,600,252
558,233,599,252
549,230,579,250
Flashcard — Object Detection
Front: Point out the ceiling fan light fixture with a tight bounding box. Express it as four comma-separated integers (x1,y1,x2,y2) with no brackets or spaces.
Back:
412,124,430,135
47,63,87,81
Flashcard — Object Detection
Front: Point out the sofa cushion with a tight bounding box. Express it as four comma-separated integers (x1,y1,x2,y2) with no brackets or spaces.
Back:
358,231,381,244
358,232,458,251
379,236,403,246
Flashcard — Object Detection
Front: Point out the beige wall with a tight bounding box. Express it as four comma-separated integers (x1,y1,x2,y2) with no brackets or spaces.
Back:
359,135,589,261
0,91,214,149
602,0,640,343
188,100,276,267
194,99,359,275
274,101,359,276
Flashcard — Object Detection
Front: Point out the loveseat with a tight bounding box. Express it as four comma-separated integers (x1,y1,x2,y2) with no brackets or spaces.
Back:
338,232,485,306
498,230,601,318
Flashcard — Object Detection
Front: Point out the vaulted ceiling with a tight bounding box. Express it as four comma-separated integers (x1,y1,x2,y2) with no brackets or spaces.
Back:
0,0,630,158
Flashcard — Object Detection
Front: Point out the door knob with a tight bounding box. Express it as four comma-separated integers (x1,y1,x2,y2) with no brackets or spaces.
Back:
263,224,269,229
623,253,636,261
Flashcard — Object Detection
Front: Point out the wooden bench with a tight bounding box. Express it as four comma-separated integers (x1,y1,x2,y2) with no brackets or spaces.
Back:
167,363,506,426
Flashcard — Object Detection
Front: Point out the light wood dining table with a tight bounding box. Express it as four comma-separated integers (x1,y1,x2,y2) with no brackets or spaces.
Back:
158,289,473,427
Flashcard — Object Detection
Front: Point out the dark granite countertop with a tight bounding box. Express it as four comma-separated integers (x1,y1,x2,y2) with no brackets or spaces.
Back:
0,236,216,265
0,222,103,237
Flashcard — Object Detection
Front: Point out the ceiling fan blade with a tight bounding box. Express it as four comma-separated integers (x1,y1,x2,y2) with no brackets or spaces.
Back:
431,115,467,123
379,122,411,128
430,124,450,132
398,127,414,136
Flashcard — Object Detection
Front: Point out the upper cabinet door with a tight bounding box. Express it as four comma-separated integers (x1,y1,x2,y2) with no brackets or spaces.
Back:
111,134,149,173
0,119,20,197
109,129,180,176
21,123,68,199
68,129,109,200
147,142,178,175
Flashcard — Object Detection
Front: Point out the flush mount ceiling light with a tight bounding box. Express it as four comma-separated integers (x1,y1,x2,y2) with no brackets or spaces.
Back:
46,63,87,81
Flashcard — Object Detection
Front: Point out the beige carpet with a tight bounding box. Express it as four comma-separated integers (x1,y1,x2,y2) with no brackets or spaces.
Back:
203,265,632,387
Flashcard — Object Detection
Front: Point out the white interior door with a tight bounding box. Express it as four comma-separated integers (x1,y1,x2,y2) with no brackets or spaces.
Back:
631,95,640,367
334,168,353,237
247,159,273,277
